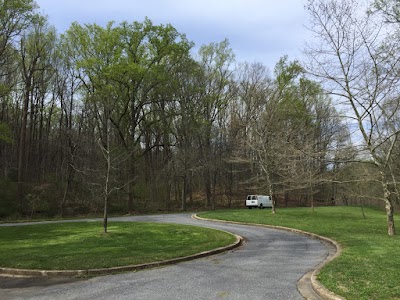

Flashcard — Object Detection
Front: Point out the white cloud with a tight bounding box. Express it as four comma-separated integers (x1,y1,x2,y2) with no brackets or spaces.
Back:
35,0,310,69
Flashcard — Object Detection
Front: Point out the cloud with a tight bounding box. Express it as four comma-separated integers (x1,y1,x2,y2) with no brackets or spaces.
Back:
35,0,310,69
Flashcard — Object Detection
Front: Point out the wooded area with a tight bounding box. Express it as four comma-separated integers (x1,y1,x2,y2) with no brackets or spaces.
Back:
0,0,399,234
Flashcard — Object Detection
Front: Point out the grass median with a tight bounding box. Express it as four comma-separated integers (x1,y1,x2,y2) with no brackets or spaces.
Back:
199,206,400,300
0,221,236,271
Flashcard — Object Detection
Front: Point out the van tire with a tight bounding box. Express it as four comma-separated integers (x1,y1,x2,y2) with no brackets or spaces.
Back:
259,204,263,209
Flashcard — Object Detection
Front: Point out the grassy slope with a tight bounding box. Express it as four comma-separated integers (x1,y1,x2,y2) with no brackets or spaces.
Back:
200,207,400,300
0,221,236,270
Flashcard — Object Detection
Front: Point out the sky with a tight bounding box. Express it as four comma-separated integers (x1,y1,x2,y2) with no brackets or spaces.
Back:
34,0,311,72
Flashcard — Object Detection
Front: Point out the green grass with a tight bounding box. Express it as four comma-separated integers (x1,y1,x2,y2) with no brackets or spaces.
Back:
0,221,236,270
199,206,400,300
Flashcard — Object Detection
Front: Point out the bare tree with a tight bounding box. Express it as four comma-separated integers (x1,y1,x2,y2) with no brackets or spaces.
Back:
229,62,275,210
305,0,400,235
370,0,400,23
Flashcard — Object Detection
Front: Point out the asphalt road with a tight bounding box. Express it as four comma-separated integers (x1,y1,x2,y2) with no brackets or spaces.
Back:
0,213,328,300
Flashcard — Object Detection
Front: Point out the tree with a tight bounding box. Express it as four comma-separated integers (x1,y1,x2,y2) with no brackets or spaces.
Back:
238,62,280,213
0,0,37,105
64,19,193,230
371,0,400,23
232,56,345,212
53,32,84,217
232,59,296,213
0,0,37,183
196,39,235,209
305,0,400,235
17,16,56,210
170,56,203,210
65,21,130,233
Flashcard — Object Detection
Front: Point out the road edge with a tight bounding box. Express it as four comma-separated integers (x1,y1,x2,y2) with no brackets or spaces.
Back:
192,214,345,300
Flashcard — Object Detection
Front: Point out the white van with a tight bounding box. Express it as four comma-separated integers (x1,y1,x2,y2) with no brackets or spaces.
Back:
246,195,272,209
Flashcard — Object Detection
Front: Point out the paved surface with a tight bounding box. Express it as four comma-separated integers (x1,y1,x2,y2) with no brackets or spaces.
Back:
0,213,328,300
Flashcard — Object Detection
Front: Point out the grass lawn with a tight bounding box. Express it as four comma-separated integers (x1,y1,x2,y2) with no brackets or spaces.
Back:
199,206,400,300
0,221,236,270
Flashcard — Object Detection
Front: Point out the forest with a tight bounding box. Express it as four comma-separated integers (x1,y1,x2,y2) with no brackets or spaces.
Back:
0,0,399,235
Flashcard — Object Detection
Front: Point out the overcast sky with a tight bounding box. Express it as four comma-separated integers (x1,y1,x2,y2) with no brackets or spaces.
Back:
34,0,311,71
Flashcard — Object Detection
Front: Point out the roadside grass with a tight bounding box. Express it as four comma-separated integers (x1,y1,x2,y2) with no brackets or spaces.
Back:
199,206,400,300
0,221,236,270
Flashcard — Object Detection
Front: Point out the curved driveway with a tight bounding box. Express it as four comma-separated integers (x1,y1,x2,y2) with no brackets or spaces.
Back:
1,213,328,300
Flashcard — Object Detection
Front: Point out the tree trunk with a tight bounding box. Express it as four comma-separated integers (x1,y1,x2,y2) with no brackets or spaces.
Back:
386,202,395,236
17,85,30,211
126,157,136,214
102,110,111,234
266,172,276,214
60,165,73,218
310,189,315,213
181,177,187,211
127,191,134,214
103,166,109,234
205,170,212,208
103,210,108,234
382,173,396,235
